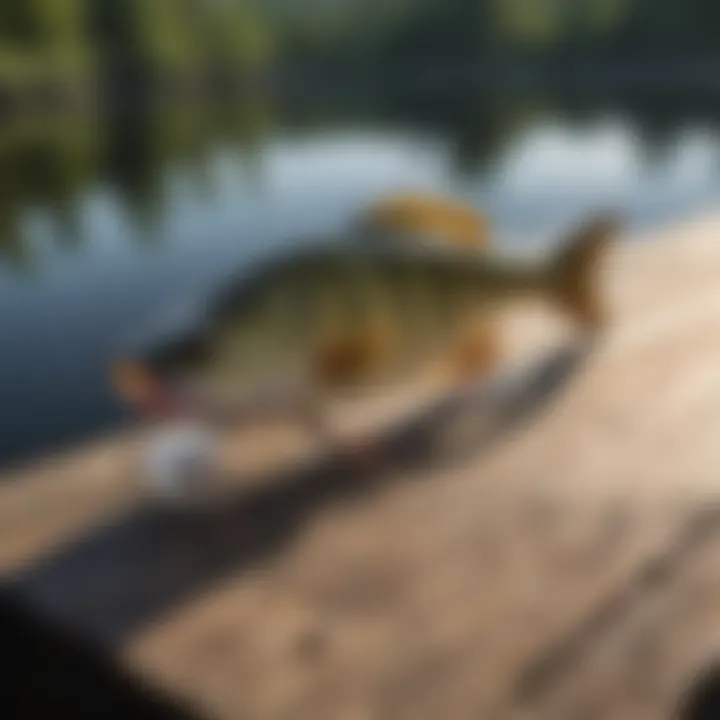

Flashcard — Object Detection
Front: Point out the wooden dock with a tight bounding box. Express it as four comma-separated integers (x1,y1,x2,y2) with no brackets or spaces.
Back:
5,214,720,719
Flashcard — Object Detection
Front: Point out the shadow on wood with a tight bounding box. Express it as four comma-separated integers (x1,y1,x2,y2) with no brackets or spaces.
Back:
7,342,591,646
675,662,720,720
0,586,206,719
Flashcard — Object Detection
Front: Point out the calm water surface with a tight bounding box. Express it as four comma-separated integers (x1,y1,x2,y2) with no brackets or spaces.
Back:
3,93,720,468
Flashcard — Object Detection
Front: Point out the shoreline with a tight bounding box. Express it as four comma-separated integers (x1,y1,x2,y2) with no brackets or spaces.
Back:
6,59,720,122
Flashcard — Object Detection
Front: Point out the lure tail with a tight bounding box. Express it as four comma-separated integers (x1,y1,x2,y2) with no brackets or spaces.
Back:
550,215,619,330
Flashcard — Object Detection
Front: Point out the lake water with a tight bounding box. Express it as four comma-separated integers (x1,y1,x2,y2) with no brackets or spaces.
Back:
3,91,720,468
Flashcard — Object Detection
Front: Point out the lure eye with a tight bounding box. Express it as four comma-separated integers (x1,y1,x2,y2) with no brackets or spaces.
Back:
110,360,160,407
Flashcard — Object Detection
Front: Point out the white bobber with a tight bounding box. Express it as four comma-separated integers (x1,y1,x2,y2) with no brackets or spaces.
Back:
140,420,218,503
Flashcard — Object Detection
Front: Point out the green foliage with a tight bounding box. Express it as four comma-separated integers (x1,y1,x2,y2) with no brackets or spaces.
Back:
265,0,720,62
0,0,273,89
0,0,717,93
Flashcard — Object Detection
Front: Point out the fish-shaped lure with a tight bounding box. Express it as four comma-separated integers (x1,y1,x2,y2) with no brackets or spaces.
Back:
112,215,617,441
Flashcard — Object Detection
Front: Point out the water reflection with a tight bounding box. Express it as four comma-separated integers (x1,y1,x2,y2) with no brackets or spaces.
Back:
0,101,272,274
0,116,97,273
3,89,720,467
4,90,720,276
3,91,720,274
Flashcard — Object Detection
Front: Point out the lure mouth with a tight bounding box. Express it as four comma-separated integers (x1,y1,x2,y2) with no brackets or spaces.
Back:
110,360,183,416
